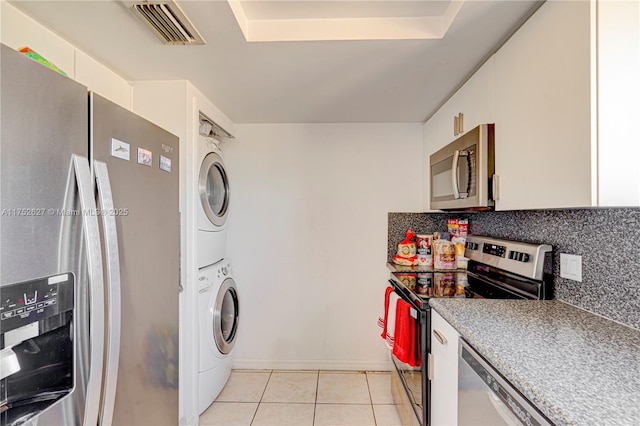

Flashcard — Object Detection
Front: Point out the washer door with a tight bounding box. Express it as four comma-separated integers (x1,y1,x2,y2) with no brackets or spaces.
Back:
199,151,229,227
213,277,239,354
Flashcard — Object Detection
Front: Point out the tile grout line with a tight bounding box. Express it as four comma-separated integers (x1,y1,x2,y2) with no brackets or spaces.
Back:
249,369,273,426
313,370,319,425
365,372,378,426
208,370,397,425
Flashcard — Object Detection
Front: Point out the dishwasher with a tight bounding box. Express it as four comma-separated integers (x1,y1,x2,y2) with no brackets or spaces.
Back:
458,338,554,426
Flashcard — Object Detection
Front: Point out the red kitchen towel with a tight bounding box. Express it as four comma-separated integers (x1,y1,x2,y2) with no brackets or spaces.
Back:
392,299,421,367
378,286,393,333
378,286,399,349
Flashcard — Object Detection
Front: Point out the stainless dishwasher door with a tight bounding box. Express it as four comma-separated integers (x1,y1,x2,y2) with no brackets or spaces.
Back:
458,339,553,426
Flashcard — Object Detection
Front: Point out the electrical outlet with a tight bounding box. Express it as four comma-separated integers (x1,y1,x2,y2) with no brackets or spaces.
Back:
560,253,582,282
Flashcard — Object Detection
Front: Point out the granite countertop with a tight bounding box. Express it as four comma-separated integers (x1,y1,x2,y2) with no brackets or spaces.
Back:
429,299,640,426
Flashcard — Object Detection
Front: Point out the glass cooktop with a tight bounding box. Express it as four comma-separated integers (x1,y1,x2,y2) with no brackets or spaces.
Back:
391,271,471,299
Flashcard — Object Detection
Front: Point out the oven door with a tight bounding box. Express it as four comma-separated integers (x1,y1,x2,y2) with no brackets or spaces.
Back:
388,280,429,426
391,354,424,426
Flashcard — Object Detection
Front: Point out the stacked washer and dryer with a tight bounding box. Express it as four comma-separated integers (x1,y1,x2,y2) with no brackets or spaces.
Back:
196,117,240,414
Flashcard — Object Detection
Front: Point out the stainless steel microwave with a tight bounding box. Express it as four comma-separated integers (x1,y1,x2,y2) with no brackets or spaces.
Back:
429,124,495,210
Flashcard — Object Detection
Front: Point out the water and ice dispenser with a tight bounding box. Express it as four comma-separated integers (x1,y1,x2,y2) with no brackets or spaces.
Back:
0,273,74,424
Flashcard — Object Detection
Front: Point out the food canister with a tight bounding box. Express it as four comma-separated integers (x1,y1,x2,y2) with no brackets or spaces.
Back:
416,234,433,252
416,234,433,266
433,240,456,269
416,252,431,266
396,273,417,289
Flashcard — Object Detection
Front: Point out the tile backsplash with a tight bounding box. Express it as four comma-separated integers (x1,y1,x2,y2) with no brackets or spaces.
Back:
388,209,640,330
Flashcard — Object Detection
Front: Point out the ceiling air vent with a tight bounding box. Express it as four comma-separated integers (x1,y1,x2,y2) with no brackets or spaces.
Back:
127,1,205,45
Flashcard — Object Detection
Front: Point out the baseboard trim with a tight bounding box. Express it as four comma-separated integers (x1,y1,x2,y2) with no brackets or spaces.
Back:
231,359,391,371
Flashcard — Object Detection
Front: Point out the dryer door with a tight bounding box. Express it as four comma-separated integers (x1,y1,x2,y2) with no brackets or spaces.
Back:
213,277,239,354
199,151,229,227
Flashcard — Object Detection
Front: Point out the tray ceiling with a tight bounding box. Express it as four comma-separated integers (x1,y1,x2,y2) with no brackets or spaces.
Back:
5,0,543,123
228,0,463,41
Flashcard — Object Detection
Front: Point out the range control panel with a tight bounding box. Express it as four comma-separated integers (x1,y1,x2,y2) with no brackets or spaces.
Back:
465,236,552,281
482,243,507,258
0,273,74,334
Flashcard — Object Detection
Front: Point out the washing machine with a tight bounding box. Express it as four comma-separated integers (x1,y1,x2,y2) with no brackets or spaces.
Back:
197,136,230,268
197,259,240,414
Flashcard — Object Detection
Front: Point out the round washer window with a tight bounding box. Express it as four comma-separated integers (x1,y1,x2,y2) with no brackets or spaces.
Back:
199,152,229,227
206,163,228,216
213,279,238,354
220,289,237,342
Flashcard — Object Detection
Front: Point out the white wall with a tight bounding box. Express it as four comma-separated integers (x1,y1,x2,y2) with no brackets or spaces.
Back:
224,123,423,370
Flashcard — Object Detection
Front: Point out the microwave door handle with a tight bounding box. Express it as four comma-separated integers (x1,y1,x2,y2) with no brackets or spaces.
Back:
94,161,122,426
67,155,105,426
451,150,461,199
451,150,470,199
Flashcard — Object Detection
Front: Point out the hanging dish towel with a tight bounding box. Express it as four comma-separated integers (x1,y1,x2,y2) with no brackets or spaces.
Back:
378,286,394,331
392,298,421,367
385,292,399,349
379,287,399,350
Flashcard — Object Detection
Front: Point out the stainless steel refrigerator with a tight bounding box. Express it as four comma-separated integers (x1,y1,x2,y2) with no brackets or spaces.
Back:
0,43,179,425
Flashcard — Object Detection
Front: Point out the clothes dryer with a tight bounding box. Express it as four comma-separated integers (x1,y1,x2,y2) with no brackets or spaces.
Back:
197,136,230,268
197,260,239,414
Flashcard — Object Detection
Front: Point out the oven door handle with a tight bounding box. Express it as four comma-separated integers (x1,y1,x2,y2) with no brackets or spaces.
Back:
388,279,422,311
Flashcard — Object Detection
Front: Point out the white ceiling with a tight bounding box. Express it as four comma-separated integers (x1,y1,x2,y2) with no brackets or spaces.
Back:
9,0,543,124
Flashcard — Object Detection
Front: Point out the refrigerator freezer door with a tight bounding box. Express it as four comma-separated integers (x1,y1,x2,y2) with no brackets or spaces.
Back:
0,44,88,284
90,93,180,425
1,44,98,425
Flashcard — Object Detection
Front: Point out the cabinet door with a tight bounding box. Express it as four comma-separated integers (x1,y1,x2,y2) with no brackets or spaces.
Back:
494,0,594,210
443,56,495,139
426,56,495,150
596,0,640,207
430,310,459,426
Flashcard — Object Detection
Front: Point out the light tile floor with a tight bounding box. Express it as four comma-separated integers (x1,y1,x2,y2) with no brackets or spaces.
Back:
200,370,402,426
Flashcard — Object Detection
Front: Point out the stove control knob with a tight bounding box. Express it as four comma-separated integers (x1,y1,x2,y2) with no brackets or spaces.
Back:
508,251,516,260
520,253,530,263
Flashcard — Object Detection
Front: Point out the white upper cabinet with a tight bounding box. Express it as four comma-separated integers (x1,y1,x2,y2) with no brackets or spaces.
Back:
493,0,640,210
437,55,495,143
595,0,640,207
423,56,495,210
425,56,495,151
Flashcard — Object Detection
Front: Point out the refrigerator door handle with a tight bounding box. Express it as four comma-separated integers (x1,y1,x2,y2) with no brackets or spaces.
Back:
94,160,122,426
70,155,106,426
